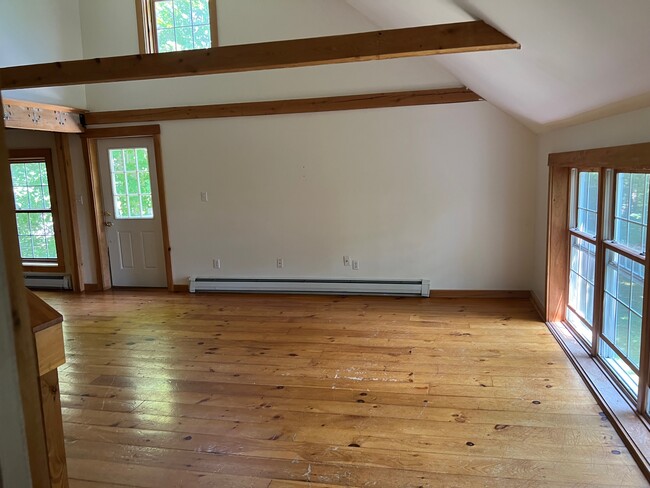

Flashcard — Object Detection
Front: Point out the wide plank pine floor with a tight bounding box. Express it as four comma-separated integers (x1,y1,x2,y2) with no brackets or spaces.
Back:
40,291,648,487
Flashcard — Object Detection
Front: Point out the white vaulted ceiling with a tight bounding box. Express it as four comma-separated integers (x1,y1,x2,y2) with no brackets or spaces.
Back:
346,0,650,132
4,0,650,132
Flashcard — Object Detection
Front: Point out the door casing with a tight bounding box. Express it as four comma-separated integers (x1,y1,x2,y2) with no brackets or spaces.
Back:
81,125,173,291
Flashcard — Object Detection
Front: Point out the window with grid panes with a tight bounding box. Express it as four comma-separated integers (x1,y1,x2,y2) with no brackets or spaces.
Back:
565,168,650,400
108,148,154,219
137,0,217,53
9,150,63,269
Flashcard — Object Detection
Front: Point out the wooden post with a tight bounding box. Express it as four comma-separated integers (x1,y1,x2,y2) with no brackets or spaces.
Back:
54,134,84,292
0,88,52,485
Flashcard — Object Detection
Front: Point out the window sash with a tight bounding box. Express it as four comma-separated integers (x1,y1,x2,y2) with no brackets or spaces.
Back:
9,150,64,272
563,163,650,416
136,0,218,54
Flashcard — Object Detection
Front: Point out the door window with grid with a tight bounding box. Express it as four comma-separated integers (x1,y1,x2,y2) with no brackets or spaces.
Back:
108,148,154,219
9,150,63,270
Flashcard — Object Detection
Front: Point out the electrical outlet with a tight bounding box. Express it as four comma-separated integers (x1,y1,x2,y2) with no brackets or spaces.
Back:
351,260,359,270
277,258,284,269
343,256,351,267
213,258,220,269
201,192,209,202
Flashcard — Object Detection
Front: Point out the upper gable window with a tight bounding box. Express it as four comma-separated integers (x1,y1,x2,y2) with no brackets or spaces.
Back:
136,0,218,53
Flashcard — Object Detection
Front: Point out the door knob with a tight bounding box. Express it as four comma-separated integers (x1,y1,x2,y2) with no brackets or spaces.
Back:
104,221,113,227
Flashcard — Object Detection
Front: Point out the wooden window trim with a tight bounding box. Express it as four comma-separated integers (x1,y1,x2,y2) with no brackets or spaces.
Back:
135,0,218,54
9,148,65,273
547,140,650,479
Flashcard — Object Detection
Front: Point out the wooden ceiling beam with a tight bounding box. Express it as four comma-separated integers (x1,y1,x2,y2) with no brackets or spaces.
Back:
84,88,482,125
0,21,519,90
3,99,85,133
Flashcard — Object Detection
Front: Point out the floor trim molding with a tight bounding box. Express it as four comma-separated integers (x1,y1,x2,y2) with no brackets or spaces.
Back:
428,290,530,299
530,291,545,320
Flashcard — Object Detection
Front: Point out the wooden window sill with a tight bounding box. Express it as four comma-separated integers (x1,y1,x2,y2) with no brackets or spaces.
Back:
547,320,650,478
23,264,65,273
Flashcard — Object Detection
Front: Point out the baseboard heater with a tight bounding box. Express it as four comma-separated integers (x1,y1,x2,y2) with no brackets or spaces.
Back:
24,274,72,290
189,277,430,297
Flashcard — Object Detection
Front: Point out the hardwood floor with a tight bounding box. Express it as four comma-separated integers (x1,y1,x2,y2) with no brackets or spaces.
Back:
40,291,648,487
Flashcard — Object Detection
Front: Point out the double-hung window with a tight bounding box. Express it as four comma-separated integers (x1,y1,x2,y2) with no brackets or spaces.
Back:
136,0,218,53
9,149,64,271
549,146,650,415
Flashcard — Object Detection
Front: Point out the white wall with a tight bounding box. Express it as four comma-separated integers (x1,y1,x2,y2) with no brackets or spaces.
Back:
2,1,540,291
0,0,86,108
532,105,650,304
161,101,537,288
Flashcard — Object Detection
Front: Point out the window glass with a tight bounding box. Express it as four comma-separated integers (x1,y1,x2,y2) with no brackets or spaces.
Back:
600,339,639,396
576,172,599,235
567,236,596,343
155,0,211,52
614,173,650,253
10,161,58,260
600,249,644,394
109,149,154,219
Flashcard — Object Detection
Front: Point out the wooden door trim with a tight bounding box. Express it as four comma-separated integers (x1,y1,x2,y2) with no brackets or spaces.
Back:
83,125,173,291
152,133,173,291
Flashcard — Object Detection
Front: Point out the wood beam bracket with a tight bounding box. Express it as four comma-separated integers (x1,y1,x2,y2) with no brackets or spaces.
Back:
2,99,85,133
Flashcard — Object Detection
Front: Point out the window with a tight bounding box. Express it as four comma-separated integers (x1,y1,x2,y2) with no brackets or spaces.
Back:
547,145,650,414
108,147,154,219
9,149,64,271
136,0,218,53
564,168,650,399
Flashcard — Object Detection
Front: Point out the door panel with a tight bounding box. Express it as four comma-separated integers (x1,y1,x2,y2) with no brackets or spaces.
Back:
117,232,135,269
97,138,166,287
142,232,161,269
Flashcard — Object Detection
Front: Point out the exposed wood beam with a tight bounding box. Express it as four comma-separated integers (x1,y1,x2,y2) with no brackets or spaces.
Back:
0,21,519,90
3,99,85,133
81,125,161,139
85,88,481,125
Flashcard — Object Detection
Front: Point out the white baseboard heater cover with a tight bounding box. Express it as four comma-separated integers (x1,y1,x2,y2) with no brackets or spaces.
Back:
189,278,430,297
24,274,72,290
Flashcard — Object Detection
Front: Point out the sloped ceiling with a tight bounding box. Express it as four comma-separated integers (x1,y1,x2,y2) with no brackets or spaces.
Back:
347,0,650,132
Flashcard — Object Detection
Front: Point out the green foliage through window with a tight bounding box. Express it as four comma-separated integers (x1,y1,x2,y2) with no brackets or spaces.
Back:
154,0,211,52
10,160,58,260
614,173,650,253
109,148,154,219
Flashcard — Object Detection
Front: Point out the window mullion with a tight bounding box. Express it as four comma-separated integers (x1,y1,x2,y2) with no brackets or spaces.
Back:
637,193,650,415
590,169,608,356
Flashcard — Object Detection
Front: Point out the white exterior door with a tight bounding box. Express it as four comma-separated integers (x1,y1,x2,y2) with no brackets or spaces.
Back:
97,138,167,287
